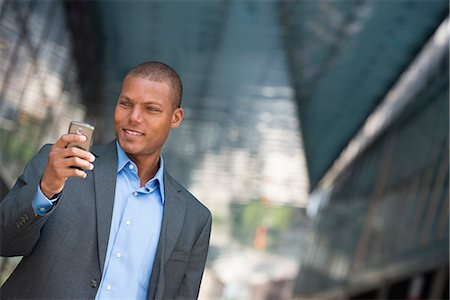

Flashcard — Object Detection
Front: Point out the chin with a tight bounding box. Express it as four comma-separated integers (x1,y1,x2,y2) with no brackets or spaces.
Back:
117,139,136,152
122,143,138,152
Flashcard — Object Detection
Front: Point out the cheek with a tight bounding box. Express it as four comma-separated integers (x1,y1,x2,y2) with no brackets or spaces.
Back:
114,108,125,124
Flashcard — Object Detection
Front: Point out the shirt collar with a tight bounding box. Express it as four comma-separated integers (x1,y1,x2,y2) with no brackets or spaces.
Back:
116,141,165,204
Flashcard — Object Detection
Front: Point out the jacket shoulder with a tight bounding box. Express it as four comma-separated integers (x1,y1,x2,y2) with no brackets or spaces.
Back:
165,172,211,218
22,144,52,177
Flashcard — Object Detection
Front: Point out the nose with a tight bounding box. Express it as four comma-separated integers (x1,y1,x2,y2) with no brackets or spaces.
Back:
129,107,143,123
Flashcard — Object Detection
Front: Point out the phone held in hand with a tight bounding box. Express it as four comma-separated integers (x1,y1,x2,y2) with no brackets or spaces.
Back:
67,121,95,152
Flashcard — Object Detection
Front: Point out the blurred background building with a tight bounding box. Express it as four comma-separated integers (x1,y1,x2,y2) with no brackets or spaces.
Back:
0,0,448,299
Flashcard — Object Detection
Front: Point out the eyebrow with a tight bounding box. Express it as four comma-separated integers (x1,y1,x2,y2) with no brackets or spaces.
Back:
144,101,162,107
119,95,133,102
120,95,162,106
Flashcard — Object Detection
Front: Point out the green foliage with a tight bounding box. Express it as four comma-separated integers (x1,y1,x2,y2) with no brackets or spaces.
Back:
230,199,295,250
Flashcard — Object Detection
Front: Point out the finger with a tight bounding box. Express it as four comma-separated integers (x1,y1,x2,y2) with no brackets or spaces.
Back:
64,157,94,170
54,134,87,149
62,146,96,162
63,167,88,179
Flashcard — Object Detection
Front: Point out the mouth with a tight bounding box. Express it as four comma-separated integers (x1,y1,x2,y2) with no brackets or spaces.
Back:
123,128,145,137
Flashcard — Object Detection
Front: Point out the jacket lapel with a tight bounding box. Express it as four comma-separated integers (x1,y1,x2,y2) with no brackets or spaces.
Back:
91,140,118,273
161,172,187,262
150,171,187,299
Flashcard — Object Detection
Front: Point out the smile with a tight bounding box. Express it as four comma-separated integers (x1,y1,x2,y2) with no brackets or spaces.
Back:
123,128,144,136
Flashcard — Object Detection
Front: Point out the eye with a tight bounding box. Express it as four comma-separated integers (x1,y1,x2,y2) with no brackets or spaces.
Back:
146,107,161,112
119,100,131,107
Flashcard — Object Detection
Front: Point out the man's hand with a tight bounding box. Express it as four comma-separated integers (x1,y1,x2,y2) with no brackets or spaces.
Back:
40,134,96,199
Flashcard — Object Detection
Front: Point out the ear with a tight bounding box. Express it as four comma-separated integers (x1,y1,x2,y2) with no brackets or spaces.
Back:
171,107,184,129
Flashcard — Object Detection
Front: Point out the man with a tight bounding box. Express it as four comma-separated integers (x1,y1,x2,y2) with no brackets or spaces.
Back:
0,62,212,299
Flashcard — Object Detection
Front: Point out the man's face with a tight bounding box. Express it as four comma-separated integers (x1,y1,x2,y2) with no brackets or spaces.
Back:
114,75,184,160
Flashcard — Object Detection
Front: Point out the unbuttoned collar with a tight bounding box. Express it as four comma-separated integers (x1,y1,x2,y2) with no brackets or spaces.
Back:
116,141,165,204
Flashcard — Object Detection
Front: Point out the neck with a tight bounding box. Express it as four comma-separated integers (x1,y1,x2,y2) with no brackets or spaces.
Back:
128,152,161,187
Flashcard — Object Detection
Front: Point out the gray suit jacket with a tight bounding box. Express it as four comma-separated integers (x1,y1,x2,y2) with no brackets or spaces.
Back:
0,141,212,299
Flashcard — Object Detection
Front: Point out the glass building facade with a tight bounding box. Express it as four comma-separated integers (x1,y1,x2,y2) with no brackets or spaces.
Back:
293,53,449,298
0,0,85,186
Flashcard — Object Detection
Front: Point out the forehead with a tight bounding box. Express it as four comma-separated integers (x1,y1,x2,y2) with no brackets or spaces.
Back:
120,76,172,103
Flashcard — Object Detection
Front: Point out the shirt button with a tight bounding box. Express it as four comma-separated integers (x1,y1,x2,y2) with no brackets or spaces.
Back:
125,220,131,226
116,252,122,258
129,164,134,170
133,191,138,197
106,284,112,291
39,207,46,212
90,279,98,288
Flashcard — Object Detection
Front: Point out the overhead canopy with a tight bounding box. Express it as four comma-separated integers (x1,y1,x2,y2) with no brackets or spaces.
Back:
278,0,448,189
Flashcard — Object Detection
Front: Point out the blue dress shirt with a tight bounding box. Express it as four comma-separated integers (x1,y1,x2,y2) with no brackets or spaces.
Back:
32,143,165,299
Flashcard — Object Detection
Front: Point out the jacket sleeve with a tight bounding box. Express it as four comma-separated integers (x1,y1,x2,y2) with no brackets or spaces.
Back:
0,144,56,257
175,212,212,299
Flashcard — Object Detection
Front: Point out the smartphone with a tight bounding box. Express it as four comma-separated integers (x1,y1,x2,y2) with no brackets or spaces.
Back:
67,121,95,152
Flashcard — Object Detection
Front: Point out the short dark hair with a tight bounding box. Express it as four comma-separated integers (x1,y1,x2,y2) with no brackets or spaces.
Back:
126,61,183,108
